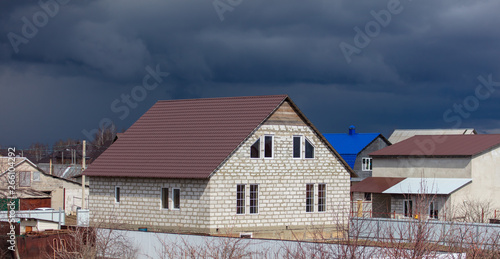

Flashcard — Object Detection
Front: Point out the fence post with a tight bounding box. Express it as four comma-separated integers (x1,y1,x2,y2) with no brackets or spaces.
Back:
376,218,380,240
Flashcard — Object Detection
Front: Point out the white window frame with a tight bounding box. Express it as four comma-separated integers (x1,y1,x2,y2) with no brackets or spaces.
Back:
306,183,314,213
249,184,259,214
304,137,315,159
115,186,121,204
362,157,372,171
317,183,326,212
293,135,303,159
264,135,274,159
161,187,169,210
172,188,180,210
236,184,246,215
364,192,372,201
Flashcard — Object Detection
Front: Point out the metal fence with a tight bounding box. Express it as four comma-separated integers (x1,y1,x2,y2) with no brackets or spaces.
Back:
97,228,465,259
0,209,65,226
76,209,89,227
350,217,500,246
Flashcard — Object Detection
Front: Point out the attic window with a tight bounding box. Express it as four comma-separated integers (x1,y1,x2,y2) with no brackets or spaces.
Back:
264,135,273,158
19,172,31,187
293,136,301,158
250,139,260,158
305,138,314,159
250,136,274,159
33,171,41,181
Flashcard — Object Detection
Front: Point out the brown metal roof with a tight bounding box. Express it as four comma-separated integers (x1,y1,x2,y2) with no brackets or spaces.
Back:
351,177,405,193
370,134,500,157
84,95,289,179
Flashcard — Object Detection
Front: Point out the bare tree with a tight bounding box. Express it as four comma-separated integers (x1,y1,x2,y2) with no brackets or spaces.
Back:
48,209,138,259
452,197,495,223
152,230,258,259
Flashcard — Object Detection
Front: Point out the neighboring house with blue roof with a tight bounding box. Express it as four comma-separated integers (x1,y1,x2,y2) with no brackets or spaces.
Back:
324,126,391,184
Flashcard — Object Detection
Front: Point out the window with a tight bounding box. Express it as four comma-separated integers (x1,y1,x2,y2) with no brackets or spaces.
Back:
264,136,273,158
250,139,260,158
362,158,372,171
364,192,372,201
236,184,245,214
293,136,302,158
306,184,314,212
293,136,314,159
250,184,259,214
305,138,314,158
172,188,180,210
404,199,413,218
161,188,169,209
115,187,120,203
429,202,438,219
318,184,326,212
33,171,41,181
19,171,31,187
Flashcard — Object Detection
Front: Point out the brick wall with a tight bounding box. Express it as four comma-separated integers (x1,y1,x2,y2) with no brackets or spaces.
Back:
208,124,351,233
89,177,211,232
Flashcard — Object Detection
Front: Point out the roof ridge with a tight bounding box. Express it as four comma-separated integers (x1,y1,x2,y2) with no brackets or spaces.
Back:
155,94,288,103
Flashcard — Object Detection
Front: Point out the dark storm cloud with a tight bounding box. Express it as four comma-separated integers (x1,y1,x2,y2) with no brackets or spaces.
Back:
1,0,500,147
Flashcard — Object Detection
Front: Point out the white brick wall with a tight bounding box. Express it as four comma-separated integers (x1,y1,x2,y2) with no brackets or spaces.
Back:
208,124,350,231
89,125,351,233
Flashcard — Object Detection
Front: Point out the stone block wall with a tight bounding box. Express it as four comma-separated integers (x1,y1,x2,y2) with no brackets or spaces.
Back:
208,124,351,233
89,177,210,232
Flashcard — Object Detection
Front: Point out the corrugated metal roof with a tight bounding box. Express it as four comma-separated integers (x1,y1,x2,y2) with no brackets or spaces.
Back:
371,134,500,157
351,177,405,193
340,154,357,169
85,95,357,179
383,178,472,195
388,129,476,144
324,133,381,155
323,131,385,168
0,189,51,199
84,95,288,179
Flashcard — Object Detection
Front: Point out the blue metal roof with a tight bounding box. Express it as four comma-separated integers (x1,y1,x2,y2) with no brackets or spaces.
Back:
323,133,380,167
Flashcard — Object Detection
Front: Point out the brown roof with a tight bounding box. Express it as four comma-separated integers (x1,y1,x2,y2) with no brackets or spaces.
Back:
370,134,500,157
351,177,405,193
0,189,51,199
84,95,290,178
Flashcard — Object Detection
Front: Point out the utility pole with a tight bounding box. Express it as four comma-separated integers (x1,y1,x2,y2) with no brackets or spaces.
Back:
81,140,86,209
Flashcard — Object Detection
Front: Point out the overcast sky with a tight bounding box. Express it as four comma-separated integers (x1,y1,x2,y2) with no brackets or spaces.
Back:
2,0,500,148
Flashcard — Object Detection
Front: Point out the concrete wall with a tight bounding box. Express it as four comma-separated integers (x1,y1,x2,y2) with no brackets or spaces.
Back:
372,157,472,178
352,137,389,182
450,146,500,210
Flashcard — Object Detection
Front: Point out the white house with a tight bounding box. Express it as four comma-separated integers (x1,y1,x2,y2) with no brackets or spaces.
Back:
84,95,354,238
352,134,500,221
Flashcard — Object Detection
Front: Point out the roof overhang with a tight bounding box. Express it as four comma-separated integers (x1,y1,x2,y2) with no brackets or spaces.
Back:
382,178,472,195
351,177,405,193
